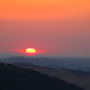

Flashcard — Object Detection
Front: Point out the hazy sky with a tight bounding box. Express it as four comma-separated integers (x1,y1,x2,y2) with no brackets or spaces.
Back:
0,0,90,58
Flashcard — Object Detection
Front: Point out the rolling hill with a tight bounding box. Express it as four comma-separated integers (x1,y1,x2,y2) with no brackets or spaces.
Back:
0,63,84,90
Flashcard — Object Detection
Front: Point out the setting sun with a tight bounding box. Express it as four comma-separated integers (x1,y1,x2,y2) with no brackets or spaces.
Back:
25,48,37,55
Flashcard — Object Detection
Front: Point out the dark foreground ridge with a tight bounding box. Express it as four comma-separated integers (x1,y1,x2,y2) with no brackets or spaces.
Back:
0,63,84,90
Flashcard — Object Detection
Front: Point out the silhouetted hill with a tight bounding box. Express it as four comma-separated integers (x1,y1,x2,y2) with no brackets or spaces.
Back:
12,62,90,90
0,63,84,90
1,56,90,72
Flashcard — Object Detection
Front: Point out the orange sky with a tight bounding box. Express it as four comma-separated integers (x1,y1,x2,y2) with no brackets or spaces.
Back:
0,0,90,20
0,0,90,58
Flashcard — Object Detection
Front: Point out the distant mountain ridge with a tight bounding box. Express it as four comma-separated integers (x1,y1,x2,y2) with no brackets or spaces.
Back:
0,56,90,72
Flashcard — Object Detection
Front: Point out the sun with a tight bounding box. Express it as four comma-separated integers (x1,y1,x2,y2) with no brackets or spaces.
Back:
25,48,37,55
